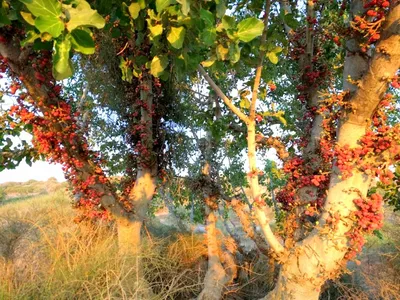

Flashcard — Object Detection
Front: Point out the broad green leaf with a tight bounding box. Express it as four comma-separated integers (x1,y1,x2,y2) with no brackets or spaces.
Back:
19,0,61,17
65,0,105,32
222,15,235,30
200,27,216,46
216,44,228,61
216,0,226,18
284,13,299,29
240,98,250,109
134,55,148,67
128,2,141,19
237,17,263,43
149,23,163,37
20,30,40,47
200,9,214,26
150,55,168,77
35,15,63,37
0,4,10,25
70,29,95,54
167,26,185,49
267,52,278,64
52,36,73,80
229,42,240,64
156,0,175,13
20,11,35,26
177,0,190,16
138,0,146,9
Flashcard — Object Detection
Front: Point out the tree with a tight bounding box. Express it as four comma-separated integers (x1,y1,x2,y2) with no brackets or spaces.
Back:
0,0,399,299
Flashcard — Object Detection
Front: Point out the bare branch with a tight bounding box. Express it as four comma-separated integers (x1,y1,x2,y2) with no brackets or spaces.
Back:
197,65,249,124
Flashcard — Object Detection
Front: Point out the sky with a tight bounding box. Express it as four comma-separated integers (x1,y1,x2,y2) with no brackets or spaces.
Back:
0,160,65,183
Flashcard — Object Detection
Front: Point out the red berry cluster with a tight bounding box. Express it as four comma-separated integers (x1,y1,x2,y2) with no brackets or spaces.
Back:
345,193,383,260
351,0,391,51
3,48,116,221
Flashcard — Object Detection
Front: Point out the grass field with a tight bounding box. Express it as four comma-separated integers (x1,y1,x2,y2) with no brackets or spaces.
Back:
0,182,399,299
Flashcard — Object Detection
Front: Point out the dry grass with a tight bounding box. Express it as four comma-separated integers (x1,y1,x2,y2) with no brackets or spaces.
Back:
1,188,399,300
0,191,208,300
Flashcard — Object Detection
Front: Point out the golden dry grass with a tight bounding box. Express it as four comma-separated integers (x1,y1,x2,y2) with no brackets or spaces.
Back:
0,191,208,300
0,189,399,299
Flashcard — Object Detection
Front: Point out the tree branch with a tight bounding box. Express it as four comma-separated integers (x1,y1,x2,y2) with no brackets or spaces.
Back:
255,207,284,254
250,0,272,120
345,5,400,125
197,65,249,124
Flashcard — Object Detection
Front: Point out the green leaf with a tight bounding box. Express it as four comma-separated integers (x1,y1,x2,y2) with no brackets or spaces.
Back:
138,0,146,9
35,15,63,37
20,30,40,47
373,230,384,240
150,55,168,77
267,52,278,64
52,36,73,80
0,5,10,26
156,0,175,13
216,0,226,18
149,24,163,37
177,0,191,16
20,11,35,26
216,44,229,61
240,98,250,109
167,26,185,49
222,15,235,30
237,17,263,43
70,29,95,54
128,2,141,19
284,13,299,30
200,27,216,46
200,9,214,26
19,0,61,17
65,0,105,32
229,42,240,63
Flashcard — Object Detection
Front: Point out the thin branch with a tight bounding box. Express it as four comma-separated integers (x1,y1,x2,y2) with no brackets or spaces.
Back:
197,65,249,124
255,207,284,253
250,0,272,120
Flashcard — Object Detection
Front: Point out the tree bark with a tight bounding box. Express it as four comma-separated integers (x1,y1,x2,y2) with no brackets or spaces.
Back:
119,75,157,254
197,209,231,300
263,4,400,299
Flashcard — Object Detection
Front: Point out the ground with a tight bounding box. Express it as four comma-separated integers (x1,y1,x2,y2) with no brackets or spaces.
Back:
0,180,399,299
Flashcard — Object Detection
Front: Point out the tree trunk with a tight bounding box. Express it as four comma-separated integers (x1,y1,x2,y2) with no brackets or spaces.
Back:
117,75,156,253
262,272,320,300
198,209,230,300
117,219,142,255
